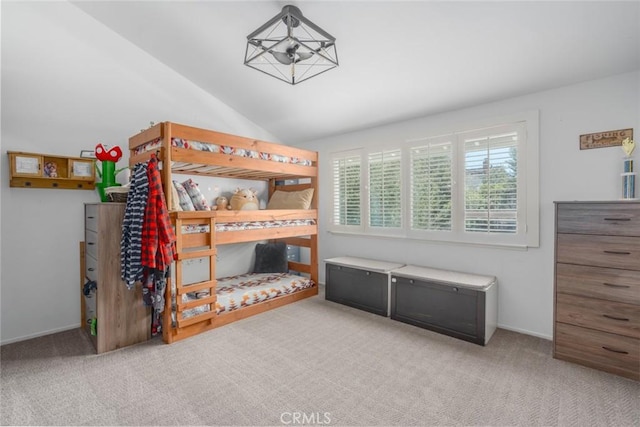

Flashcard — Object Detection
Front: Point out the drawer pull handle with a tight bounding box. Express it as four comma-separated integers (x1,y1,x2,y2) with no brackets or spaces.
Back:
87,216,95,219
602,314,629,321
604,217,631,221
87,242,95,246
603,250,631,255
603,282,631,289
602,346,629,355
88,268,95,272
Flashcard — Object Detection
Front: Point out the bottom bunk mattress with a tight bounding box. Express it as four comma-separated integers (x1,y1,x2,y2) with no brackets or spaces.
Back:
175,273,315,322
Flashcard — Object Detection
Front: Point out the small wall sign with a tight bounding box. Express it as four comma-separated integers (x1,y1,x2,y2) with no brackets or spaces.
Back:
580,128,634,150
80,150,97,159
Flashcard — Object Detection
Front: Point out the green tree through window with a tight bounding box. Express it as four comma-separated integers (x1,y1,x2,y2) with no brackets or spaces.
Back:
411,142,452,231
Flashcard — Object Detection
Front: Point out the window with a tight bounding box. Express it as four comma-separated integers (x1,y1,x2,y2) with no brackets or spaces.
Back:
462,125,520,235
368,149,402,229
331,152,361,229
329,112,538,248
410,139,453,232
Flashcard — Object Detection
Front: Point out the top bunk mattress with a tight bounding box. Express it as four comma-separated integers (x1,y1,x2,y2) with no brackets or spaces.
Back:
133,137,314,166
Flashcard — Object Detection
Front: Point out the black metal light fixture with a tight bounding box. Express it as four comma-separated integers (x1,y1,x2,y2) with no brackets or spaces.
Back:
244,5,338,85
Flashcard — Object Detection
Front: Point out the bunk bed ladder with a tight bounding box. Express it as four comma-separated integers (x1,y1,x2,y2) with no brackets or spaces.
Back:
171,216,218,337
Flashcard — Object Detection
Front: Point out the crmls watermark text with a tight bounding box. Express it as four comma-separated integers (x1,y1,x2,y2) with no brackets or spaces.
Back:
280,411,331,425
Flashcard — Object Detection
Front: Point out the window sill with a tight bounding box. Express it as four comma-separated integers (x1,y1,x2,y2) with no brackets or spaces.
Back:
327,229,533,251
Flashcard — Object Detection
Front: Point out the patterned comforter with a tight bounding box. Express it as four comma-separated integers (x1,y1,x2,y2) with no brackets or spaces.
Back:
181,219,316,234
134,137,313,166
176,272,314,322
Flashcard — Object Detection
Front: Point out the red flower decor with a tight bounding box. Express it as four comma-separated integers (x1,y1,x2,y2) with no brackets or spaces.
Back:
95,143,123,162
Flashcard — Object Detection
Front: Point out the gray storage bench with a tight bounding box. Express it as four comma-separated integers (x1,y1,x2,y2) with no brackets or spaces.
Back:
391,265,498,345
325,257,404,316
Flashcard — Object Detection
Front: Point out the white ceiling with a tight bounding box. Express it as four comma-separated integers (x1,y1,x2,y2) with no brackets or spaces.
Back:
73,1,640,144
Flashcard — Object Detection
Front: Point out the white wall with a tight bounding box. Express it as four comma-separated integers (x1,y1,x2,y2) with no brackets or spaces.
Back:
2,3,638,345
301,71,640,339
0,2,278,344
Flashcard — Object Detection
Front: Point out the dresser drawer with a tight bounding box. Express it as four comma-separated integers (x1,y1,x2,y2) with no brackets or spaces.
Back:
85,253,98,282
556,263,640,305
557,203,640,236
556,293,640,339
85,204,99,232
85,230,98,259
557,233,640,271
555,322,639,380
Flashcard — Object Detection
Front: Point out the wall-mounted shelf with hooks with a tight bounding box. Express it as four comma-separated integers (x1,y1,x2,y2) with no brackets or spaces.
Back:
8,151,95,190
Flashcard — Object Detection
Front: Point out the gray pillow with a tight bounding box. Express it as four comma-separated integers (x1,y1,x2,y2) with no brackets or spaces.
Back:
253,243,288,273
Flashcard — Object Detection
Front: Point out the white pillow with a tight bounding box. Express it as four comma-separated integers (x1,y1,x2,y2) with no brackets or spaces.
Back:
173,181,195,211
169,182,183,212
182,179,211,211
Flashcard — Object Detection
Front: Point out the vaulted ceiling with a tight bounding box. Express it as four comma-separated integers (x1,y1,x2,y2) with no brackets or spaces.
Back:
73,1,640,144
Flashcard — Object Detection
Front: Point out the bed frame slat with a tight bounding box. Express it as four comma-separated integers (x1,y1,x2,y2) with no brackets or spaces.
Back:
176,248,216,260
216,225,317,245
275,237,311,248
177,310,217,328
176,279,217,295
288,261,311,274
177,295,217,311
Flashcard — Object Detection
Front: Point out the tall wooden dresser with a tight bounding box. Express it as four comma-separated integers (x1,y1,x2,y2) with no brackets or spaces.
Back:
554,201,640,380
84,203,150,353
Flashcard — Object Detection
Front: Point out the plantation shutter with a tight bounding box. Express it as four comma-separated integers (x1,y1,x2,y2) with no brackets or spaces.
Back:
368,149,402,228
332,154,361,226
410,141,452,231
463,127,519,234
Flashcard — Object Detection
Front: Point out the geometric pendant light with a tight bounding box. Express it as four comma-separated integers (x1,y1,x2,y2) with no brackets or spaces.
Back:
244,5,338,85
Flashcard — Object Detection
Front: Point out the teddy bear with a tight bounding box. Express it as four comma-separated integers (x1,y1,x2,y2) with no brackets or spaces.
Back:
229,188,259,210
214,196,229,211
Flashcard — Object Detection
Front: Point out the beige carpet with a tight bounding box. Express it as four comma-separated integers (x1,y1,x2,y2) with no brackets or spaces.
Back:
2,287,639,426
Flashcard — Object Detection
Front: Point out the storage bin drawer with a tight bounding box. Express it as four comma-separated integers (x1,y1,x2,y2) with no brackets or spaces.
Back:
391,275,486,345
85,204,99,232
557,233,640,271
556,263,640,305
556,293,640,339
325,263,389,316
85,253,98,281
555,322,640,380
557,203,640,236
85,230,98,258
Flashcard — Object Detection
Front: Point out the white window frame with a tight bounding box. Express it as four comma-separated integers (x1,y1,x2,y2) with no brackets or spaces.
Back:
404,134,456,242
365,148,404,236
328,111,539,248
330,149,364,234
454,122,528,246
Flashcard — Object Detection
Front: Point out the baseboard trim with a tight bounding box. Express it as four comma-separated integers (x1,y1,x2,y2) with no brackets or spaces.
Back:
0,323,81,346
497,323,552,341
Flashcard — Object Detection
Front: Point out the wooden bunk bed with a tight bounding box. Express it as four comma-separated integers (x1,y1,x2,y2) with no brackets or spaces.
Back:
128,121,318,344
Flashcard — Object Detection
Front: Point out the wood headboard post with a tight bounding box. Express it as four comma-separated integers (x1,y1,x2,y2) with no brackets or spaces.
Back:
310,176,318,210
162,122,173,210
268,178,276,200
310,175,318,284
